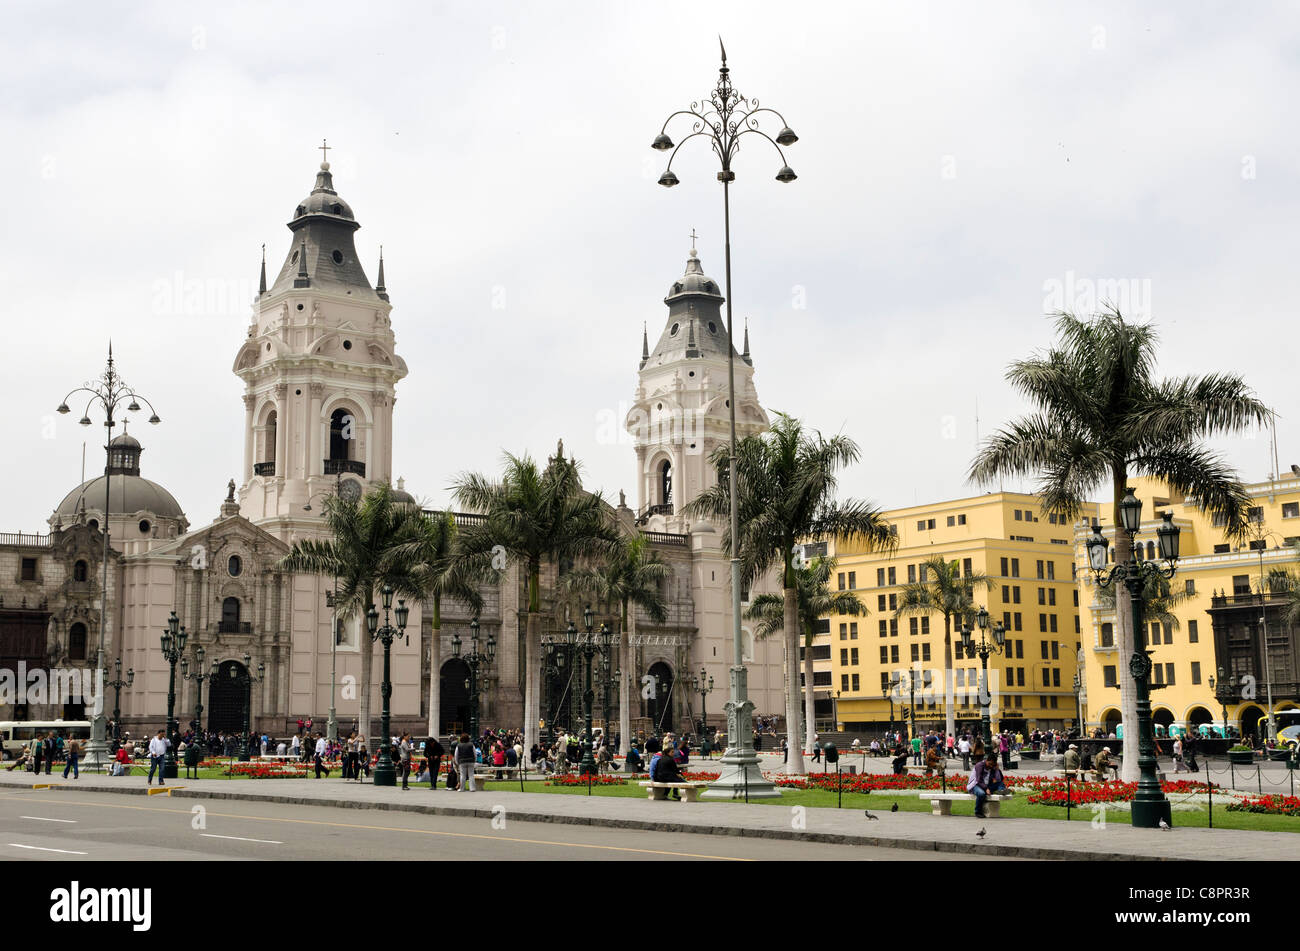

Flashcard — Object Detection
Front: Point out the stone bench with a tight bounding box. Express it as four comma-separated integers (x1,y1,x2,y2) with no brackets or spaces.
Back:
927,791,1014,818
639,781,710,802
473,767,522,781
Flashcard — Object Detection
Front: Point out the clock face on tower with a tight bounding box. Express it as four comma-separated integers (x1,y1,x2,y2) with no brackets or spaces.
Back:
339,478,362,502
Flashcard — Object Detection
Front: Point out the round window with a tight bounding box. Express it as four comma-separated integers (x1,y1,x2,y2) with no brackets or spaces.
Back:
228,555,242,577
689,371,695,377
709,321,717,334
343,340,352,350
88,519,99,532
295,388,302,396
265,342,271,351
290,249,299,265
332,250,344,265
296,303,304,311
669,323,679,336
139,519,151,534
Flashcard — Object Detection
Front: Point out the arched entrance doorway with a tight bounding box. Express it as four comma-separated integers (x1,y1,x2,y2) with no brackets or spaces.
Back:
1152,707,1175,738
1101,708,1122,737
439,658,471,737
208,660,247,733
1239,704,1266,745
1186,706,1215,737
647,661,674,734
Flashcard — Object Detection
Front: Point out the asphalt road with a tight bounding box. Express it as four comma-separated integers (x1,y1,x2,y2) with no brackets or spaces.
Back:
0,788,1022,861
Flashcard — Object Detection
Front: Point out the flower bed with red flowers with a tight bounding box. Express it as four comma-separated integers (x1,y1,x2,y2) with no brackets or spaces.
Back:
545,774,628,786
224,762,312,779
681,771,720,782
1226,795,1300,817
1022,778,1216,807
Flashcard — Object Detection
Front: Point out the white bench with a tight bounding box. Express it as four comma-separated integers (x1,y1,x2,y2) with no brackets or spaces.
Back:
639,781,710,802
927,791,1014,817
473,767,522,781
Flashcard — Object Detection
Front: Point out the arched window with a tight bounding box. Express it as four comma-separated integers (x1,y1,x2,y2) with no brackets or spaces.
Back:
221,597,241,633
660,459,672,507
265,410,277,467
1146,541,1156,561
73,560,88,582
69,623,87,661
330,408,353,461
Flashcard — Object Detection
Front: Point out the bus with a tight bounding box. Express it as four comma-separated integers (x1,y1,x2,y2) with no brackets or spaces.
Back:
1261,710,1300,751
0,720,92,759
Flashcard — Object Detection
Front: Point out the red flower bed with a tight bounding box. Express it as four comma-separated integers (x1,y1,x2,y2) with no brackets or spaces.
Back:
545,774,628,786
1226,795,1300,817
681,771,720,781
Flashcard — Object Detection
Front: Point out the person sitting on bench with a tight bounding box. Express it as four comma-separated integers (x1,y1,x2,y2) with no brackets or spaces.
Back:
966,753,1007,819
1063,744,1081,781
625,745,644,773
651,744,685,799
891,745,908,775
1094,746,1119,782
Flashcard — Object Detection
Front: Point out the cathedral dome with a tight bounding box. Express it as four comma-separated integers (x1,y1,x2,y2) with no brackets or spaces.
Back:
54,476,186,521
664,249,723,302
290,163,356,223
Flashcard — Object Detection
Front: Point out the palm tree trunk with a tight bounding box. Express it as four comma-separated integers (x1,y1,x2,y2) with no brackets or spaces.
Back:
426,596,441,738
782,585,806,774
619,602,631,756
524,567,541,750
802,627,817,755
1113,472,1139,781
359,634,374,742
944,612,955,743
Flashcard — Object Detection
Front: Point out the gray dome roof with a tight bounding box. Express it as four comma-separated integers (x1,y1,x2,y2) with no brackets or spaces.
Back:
54,475,186,520
291,163,355,222
109,432,141,449
664,250,723,302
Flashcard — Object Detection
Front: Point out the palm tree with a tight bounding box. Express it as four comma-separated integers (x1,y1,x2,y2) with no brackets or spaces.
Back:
686,413,895,774
386,510,488,737
453,447,620,750
746,556,866,747
894,556,993,741
969,308,1270,779
277,483,426,740
562,531,671,753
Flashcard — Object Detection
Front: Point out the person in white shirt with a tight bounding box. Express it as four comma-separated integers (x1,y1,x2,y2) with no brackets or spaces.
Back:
314,734,328,778
291,734,300,757
958,735,972,770
147,730,169,785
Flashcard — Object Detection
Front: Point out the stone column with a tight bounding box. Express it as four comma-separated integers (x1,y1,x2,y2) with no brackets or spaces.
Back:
308,383,323,480
273,384,288,478
242,393,256,482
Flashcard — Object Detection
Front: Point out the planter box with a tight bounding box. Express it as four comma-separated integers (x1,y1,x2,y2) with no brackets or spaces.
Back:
1227,751,1254,766
1020,750,1040,760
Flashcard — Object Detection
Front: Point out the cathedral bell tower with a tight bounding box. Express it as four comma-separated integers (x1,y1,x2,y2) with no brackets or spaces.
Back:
626,246,768,533
232,152,408,538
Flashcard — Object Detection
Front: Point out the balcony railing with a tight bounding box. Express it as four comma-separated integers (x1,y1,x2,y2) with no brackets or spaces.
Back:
642,531,688,547
324,459,366,477
253,461,276,477
217,621,253,634
0,532,51,547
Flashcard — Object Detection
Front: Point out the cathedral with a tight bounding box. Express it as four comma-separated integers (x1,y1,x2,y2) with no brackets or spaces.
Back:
0,155,786,751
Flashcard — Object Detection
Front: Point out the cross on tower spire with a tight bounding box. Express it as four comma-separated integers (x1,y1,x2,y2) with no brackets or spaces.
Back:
319,139,331,164
689,228,699,251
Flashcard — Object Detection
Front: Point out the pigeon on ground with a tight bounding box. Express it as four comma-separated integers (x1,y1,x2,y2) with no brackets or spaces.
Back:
864,810,878,820
891,802,899,812
1158,819,1171,830
976,827,987,838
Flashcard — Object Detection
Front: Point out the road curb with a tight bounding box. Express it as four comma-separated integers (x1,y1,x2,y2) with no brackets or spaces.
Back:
17,781,1185,861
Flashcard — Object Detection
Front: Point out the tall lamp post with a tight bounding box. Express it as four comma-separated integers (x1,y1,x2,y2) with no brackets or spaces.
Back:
1211,669,1238,740
694,666,714,735
451,617,495,743
179,646,207,735
653,42,797,799
159,612,187,779
57,345,162,770
365,584,409,788
578,606,602,776
959,607,1006,754
1086,487,1181,829
599,633,620,752
230,652,265,762
105,658,134,741
886,676,901,740
1072,672,1084,736
542,638,565,745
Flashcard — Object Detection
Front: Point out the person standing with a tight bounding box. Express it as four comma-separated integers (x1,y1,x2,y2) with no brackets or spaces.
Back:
31,733,44,775
425,736,445,790
399,734,413,789
314,733,328,778
454,733,477,792
42,733,55,774
958,734,972,771
911,733,922,766
62,737,81,779
147,730,168,786
1172,736,1187,773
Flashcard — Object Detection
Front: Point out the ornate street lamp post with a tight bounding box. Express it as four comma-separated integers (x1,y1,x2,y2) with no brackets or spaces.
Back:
105,657,134,741
652,42,797,799
599,629,619,754
579,606,599,776
57,345,162,771
1086,487,1181,829
452,617,495,744
1211,669,1238,741
366,584,409,787
179,646,207,735
159,612,187,779
960,607,1006,754
230,652,265,762
694,666,714,735
887,675,901,741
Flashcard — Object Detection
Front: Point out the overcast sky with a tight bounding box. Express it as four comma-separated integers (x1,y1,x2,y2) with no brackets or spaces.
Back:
3,1,1297,533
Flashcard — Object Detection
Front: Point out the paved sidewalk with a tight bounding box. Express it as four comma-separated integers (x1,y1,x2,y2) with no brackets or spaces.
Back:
0,770,1290,861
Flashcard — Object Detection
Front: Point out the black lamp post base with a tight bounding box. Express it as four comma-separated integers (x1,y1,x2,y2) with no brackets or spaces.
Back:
373,761,396,787
1131,798,1172,829
163,762,178,779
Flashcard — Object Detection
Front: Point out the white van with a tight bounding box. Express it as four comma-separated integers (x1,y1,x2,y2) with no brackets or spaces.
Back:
0,720,92,759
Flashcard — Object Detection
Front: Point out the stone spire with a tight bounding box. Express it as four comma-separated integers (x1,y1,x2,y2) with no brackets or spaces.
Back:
640,322,649,369
294,238,310,288
258,244,267,295
742,316,752,365
376,246,389,302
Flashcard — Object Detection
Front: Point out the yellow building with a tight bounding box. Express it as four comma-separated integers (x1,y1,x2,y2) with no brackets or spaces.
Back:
808,492,1084,737
1074,472,1300,744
